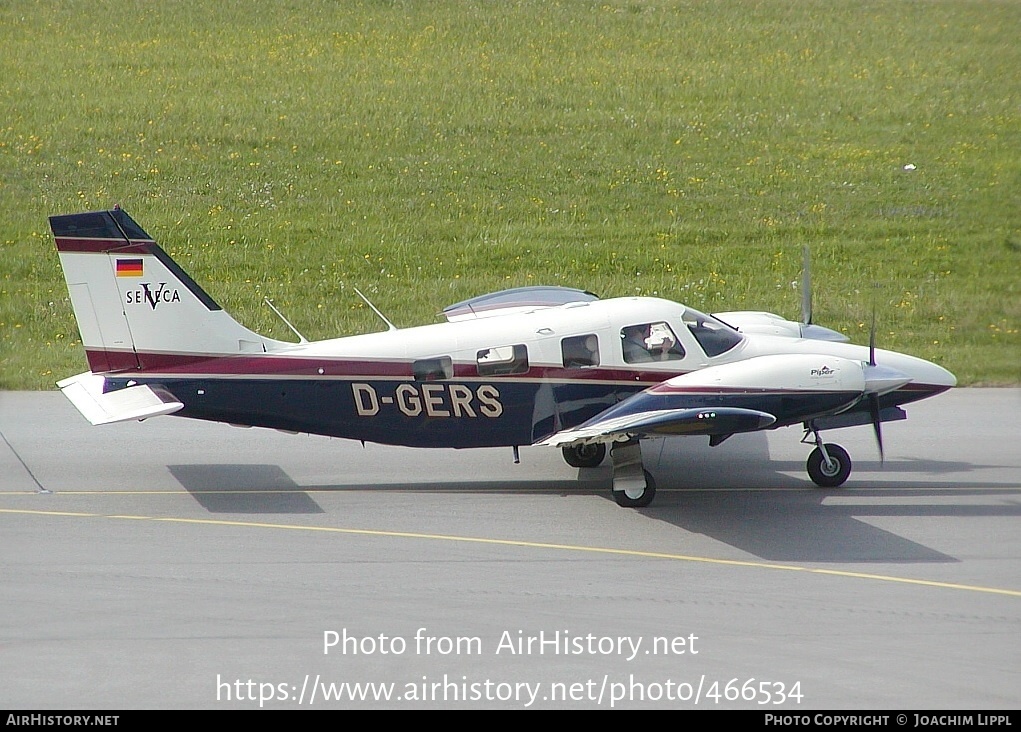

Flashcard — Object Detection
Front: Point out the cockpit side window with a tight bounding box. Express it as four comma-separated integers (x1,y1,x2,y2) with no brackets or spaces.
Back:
561,334,600,368
477,345,529,376
620,322,686,363
682,310,743,357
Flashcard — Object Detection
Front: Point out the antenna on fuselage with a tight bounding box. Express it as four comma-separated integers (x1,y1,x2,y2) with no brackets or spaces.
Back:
354,287,398,332
263,298,309,344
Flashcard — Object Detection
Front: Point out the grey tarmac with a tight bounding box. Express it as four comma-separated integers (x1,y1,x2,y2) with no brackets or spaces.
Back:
1,388,1019,709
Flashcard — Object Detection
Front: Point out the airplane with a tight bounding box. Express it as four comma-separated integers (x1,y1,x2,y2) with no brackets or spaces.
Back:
48,207,956,508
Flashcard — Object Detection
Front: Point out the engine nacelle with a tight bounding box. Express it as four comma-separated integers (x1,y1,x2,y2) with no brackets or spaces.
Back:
715,311,849,342
653,353,867,394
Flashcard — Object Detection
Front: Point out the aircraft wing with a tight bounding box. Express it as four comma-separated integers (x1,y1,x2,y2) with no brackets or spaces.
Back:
57,372,184,425
538,406,776,448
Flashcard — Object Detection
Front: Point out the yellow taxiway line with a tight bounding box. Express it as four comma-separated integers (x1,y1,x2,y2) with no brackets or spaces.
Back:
3,507,1019,599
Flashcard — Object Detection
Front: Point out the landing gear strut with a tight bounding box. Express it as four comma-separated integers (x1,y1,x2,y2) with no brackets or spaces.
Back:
803,424,852,488
609,441,656,508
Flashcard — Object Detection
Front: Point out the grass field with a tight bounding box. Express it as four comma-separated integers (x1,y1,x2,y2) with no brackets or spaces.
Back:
1,0,1018,389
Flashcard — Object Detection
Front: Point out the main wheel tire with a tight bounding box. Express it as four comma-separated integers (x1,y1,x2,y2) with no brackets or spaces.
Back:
807,444,852,488
562,443,607,468
613,469,656,508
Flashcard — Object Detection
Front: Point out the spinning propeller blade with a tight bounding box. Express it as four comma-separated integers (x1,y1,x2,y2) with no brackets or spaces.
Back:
869,303,877,367
867,302,883,462
801,245,813,326
869,393,885,464
797,247,848,342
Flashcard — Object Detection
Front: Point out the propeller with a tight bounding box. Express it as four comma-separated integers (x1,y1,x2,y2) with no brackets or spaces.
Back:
868,302,877,367
801,245,813,327
868,392,884,463
867,304,884,462
798,246,849,342
861,302,909,464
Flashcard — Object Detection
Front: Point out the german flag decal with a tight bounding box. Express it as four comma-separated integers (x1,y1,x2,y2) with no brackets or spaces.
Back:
116,259,143,277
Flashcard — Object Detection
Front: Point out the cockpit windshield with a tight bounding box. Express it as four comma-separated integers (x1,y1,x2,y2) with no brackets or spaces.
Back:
681,307,744,357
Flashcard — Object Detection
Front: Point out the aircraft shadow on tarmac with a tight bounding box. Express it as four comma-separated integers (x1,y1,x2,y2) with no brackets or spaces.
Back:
619,433,1018,563
637,487,1021,564
168,464,325,514
166,428,1021,565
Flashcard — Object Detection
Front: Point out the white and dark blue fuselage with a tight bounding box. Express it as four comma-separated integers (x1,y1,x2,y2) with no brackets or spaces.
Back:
95,297,952,449
49,208,956,504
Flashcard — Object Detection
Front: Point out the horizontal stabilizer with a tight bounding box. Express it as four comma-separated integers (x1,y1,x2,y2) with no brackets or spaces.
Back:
539,406,776,448
57,372,183,425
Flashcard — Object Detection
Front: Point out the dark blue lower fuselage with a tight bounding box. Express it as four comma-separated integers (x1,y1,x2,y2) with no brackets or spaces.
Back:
108,376,639,448
105,375,935,448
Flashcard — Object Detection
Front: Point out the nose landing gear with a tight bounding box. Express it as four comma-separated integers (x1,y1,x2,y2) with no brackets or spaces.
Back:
803,424,852,488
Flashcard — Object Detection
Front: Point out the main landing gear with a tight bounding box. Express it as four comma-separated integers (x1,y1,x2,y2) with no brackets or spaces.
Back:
609,441,655,508
561,441,655,508
559,438,653,508
612,469,656,508
561,443,606,469
803,424,852,488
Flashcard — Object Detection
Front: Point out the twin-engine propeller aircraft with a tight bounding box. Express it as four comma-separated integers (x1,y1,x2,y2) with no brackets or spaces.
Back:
49,207,955,507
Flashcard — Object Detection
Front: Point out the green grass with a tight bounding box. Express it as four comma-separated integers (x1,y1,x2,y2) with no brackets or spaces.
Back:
2,0,1019,388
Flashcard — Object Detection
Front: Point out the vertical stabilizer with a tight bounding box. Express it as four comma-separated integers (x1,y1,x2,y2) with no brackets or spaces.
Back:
50,208,287,373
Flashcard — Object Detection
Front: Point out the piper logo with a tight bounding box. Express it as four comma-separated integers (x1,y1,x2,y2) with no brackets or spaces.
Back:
810,366,835,377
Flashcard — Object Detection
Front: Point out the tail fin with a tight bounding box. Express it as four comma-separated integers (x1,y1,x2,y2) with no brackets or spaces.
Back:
50,208,286,373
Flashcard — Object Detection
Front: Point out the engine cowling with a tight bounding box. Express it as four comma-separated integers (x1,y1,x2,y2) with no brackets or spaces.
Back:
653,353,867,394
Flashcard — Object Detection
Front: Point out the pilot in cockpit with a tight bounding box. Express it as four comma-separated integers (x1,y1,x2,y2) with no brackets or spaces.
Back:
622,324,654,363
622,323,680,363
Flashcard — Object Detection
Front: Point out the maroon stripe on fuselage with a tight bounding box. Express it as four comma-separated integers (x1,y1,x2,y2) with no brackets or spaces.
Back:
54,237,154,254
90,349,415,377
84,348,685,383
85,349,131,373
650,384,826,395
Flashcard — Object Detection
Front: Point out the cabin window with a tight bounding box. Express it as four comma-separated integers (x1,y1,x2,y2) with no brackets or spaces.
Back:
477,345,529,376
561,334,600,368
413,356,453,381
682,309,743,357
620,322,686,363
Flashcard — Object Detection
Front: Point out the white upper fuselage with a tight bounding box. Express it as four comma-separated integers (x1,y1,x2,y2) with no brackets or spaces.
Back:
262,296,955,393
279,296,699,375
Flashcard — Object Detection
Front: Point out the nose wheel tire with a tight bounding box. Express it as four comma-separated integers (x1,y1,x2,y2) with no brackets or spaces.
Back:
562,443,607,468
807,444,851,488
613,470,656,508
